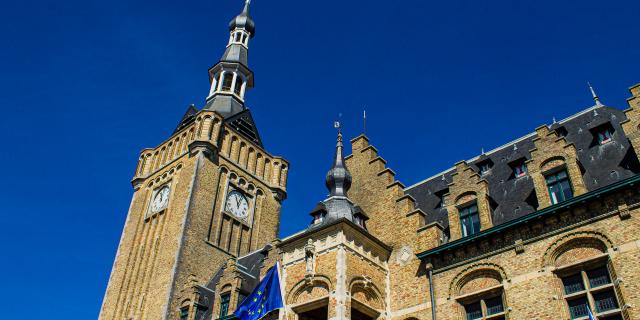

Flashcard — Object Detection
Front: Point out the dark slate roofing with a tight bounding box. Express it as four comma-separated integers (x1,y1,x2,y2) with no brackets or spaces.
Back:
178,104,263,147
221,44,249,67
174,104,198,133
224,108,263,147
196,245,270,320
405,105,640,230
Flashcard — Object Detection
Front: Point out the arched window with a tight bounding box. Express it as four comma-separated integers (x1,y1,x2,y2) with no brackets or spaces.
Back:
221,74,234,92
234,77,243,95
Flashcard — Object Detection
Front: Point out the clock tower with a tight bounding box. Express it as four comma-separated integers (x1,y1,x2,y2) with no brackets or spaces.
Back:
99,2,288,319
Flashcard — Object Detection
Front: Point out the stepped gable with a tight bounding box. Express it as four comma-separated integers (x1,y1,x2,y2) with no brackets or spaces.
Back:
405,105,640,230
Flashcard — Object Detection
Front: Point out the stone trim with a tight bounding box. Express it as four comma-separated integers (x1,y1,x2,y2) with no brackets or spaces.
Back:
541,230,614,268
448,262,508,298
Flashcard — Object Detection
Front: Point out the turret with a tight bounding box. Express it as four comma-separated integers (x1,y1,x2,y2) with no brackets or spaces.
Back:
204,0,256,117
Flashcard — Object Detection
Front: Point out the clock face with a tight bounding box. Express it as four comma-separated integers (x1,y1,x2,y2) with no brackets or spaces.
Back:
225,190,250,219
150,186,170,213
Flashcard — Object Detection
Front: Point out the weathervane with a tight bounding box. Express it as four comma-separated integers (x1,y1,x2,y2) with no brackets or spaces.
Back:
334,113,342,134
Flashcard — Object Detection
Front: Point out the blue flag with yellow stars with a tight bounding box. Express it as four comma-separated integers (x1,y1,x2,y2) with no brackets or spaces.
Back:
234,263,284,320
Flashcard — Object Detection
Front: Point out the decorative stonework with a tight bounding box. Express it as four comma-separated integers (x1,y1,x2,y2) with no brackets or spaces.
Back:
396,246,413,266
448,262,508,298
541,230,614,268
621,83,640,157
528,125,587,209
304,239,316,275
445,161,493,240
514,239,525,254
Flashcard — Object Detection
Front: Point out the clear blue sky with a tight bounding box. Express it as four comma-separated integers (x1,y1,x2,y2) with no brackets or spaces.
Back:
0,0,638,318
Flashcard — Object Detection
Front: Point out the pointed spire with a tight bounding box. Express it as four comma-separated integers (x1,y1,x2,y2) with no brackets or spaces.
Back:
229,0,256,37
325,131,352,197
588,82,604,107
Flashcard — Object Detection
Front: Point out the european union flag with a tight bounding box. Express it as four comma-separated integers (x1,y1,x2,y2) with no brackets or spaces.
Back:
234,263,284,320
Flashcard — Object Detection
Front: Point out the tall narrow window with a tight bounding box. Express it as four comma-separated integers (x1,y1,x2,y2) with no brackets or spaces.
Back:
179,307,189,320
546,170,573,205
459,203,480,237
234,78,243,95
219,293,231,318
221,74,234,92
560,265,622,319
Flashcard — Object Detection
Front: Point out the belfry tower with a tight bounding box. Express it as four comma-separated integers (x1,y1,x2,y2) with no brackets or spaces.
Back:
99,2,288,319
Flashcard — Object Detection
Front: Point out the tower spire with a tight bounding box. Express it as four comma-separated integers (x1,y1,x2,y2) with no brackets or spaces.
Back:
588,82,604,107
204,0,256,117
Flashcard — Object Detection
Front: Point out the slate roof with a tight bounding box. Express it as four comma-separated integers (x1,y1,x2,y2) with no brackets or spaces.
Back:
174,104,199,133
405,105,640,233
225,109,263,147
174,106,263,148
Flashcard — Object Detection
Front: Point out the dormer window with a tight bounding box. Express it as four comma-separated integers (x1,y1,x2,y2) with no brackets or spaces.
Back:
555,126,568,138
546,169,573,205
354,214,367,229
477,159,493,176
509,158,528,178
313,212,325,225
459,203,480,237
597,128,613,144
434,188,449,209
590,122,615,146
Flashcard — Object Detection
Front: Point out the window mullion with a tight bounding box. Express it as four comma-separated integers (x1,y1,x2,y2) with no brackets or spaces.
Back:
582,270,598,315
481,298,487,318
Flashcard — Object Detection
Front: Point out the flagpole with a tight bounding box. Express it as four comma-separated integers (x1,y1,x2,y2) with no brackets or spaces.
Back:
277,262,286,320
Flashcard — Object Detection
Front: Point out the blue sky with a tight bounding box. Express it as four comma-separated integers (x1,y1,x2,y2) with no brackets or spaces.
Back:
0,0,639,318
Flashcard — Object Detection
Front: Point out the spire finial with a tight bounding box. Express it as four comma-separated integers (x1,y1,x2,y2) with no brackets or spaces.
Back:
588,82,604,107
326,121,352,198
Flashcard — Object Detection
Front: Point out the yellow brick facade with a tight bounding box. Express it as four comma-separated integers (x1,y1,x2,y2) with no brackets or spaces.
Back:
98,5,640,319
100,111,288,320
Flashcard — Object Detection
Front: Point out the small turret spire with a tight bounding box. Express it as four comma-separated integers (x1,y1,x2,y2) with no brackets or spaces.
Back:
588,82,604,107
325,129,352,197
308,128,367,230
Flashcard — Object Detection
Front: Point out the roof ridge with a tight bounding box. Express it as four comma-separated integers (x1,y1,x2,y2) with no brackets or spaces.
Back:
405,104,604,190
